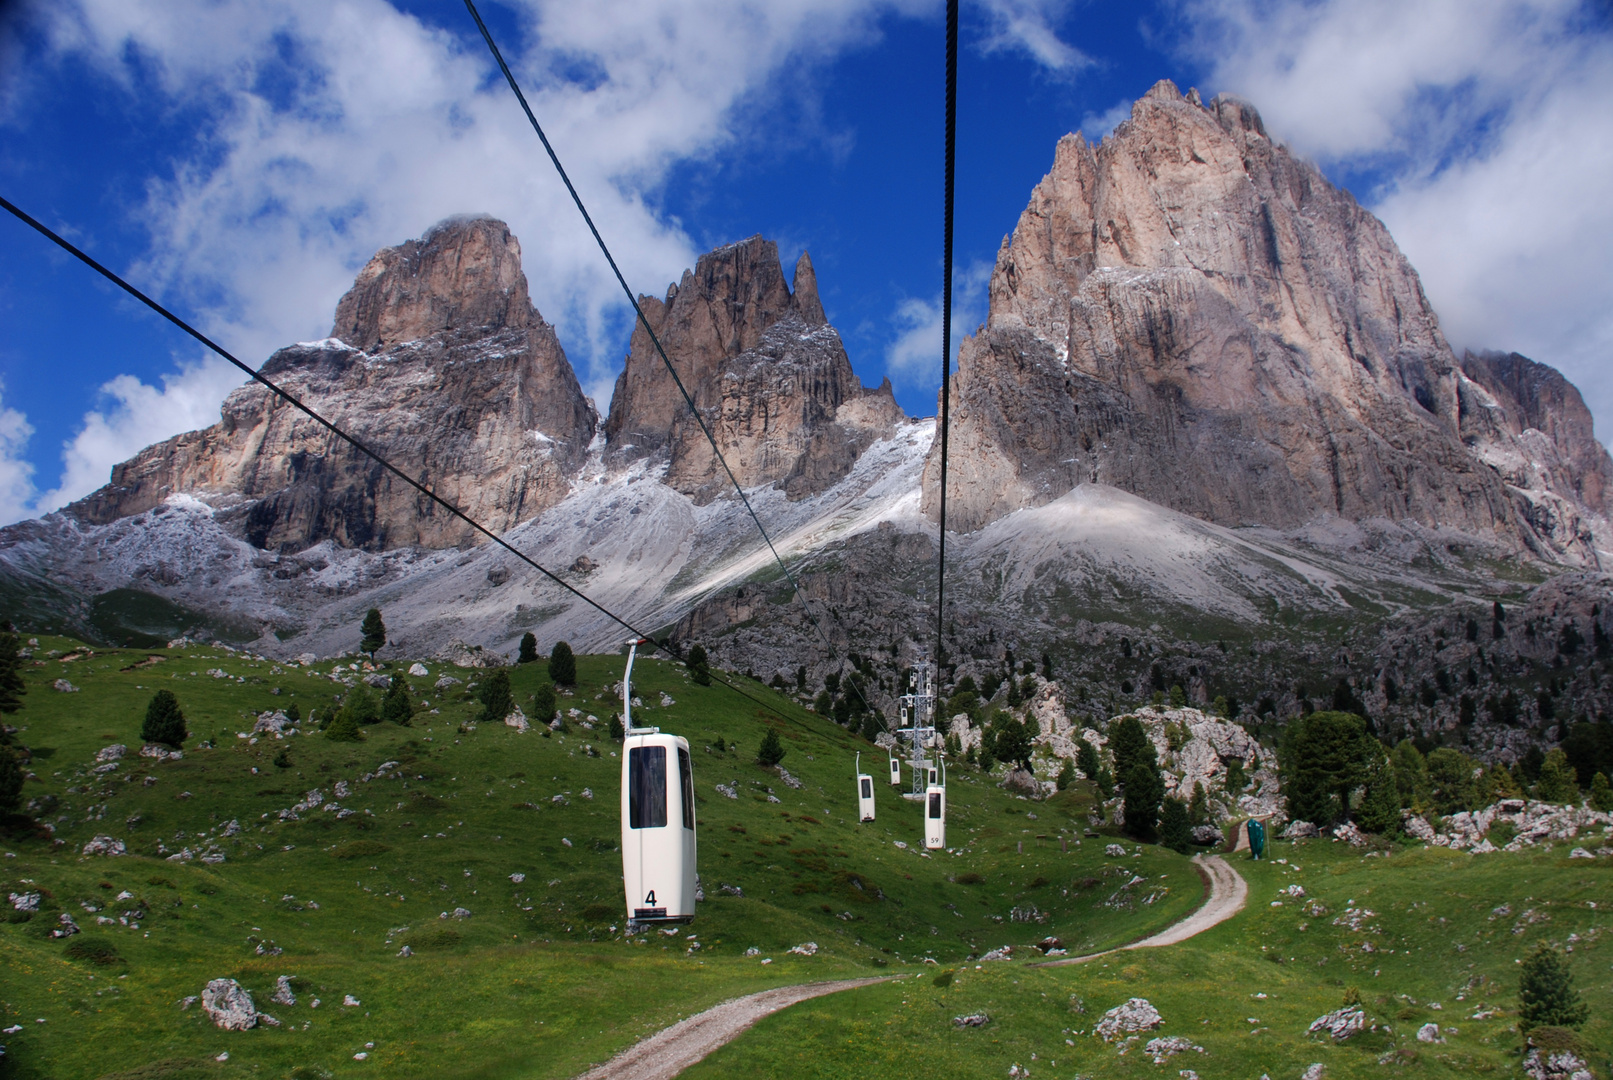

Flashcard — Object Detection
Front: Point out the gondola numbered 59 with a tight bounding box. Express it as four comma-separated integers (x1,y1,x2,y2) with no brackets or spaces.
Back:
924,758,947,850
619,639,697,926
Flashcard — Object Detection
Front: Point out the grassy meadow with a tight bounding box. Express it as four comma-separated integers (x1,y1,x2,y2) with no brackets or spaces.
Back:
0,638,1203,1079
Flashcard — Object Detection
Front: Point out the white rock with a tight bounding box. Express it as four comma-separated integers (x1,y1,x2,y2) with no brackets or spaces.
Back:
1283,821,1319,839
271,976,297,1006
201,978,259,1031
788,941,819,956
504,707,530,733
509,873,526,883
1417,1023,1443,1043
53,679,78,692
81,835,126,857
1307,1007,1364,1041
95,744,127,763
343,994,361,1007
1105,844,1127,857
409,663,429,676
1523,1047,1594,1080
1302,1065,1325,1080
9,891,39,911
1095,998,1162,1041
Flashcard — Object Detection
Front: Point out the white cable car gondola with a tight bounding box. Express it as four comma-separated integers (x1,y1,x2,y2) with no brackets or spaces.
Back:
855,752,876,823
888,752,902,786
923,759,947,850
619,639,697,925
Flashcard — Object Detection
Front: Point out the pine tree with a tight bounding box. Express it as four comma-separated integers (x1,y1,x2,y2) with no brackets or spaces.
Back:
1055,759,1076,791
1188,781,1208,826
1426,747,1479,814
1041,652,1053,680
0,746,23,811
531,684,557,726
1282,710,1371,826
360,608,386,658
609,714,624,741
757,727,786,767
1096,765,1114,800
993,714,1034,770
1122,761,1165,842
518,632,538,664
686,644,712,687
1223,756,1247,794
1356,756,1402,835
1110,715,1154,783
548,641,576,686
1168,684,1187,709
0,624,26,715
284,702,301,726
324,711,364,742
380,679,411,726
140,690,187,749
1519,943,1589,1032
861,712,882,741
1534,748,1580,804
1077,739,1102,783
1590,771,1613,812
338,686,380,727
795,665,807,692
477,670,513,724
1392,739,1430,807
1159,797,1192,854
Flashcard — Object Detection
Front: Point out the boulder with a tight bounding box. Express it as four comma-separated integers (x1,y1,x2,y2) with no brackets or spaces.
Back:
953,1012,990,1028
271,976,297,1007
81,835,126,857
504,708,530,733
1416,1023,1443,1043
1000,768,1043,797
1191,824,1224,846
53,679,79,692
363,673,392,689
1283,821,1319,839
1523,1048,1594,1080
1105,844,1127,857
201,978,258,1031
95,744,126,763
408,663,429,677
1307,1007,1365,1041
1332,822,1367,847
1094,997,1162,1041
1143,1036,1203,1063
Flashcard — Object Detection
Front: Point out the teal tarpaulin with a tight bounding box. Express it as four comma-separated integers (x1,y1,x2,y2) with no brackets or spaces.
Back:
1247,818,1266,860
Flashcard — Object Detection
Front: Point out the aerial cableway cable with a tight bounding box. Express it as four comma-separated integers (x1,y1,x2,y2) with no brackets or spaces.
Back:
0,194,822,736
464,0,885,726
935,0,959,673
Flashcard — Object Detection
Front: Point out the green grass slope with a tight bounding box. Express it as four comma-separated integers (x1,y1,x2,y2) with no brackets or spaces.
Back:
689,840,1611,1080
0,639,1202,1079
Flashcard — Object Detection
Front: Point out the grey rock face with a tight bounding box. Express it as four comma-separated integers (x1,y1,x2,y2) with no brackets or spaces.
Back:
68,217,596,552
923,80,1608,563
605,235,902,502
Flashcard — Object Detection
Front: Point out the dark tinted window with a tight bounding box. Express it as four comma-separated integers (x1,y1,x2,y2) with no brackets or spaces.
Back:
629,746,667,829
928,792,942,819
860,778,872,799
677,747,695,831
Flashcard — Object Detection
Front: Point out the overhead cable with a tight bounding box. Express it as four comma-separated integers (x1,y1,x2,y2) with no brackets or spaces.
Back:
935,0,959,672
464,0,886,727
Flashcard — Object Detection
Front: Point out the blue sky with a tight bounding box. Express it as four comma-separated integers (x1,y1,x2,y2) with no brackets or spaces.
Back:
2,0,1612,526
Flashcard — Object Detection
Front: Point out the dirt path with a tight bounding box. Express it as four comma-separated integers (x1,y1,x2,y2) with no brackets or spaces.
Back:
574,855,1246,1078
574,978,891,1080
1039,854,1247,966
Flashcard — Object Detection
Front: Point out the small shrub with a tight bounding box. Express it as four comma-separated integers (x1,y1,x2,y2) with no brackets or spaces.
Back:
140,690,187,749
331,839,391,859
64,937,124,965
324,712,364,742
757,727,786,767
401,926,462,951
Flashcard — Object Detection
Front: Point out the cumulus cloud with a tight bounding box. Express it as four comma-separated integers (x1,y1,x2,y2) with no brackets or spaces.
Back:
26,0,931,423
884,259,992,395
0,387,38,527
1175,0,1613,431
976,0,1092,72
33,356,246,514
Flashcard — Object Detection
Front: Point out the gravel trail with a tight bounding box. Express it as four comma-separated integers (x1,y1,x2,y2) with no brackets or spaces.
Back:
574,854,1246,1077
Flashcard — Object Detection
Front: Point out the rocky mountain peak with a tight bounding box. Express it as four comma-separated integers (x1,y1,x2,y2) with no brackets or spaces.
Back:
605,236,900,502
925,80,1609,563
330,215,536,351
70,219,595,551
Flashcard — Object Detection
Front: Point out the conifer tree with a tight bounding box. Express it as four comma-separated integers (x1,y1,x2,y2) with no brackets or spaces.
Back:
1159,797,1192,854
1110,715,1152,783
993,713,1034,771
1356,756,1402,835
757,727,786,767
1519,943,1589,1032
284,702,301,725
531,683,557,726
1077,739,1101,784
0,746,22,811
0,624,26,715
477,669,513,724
324,711,364,742
548,641,577,686
141,690,187,749
1589,771,1613,812
518,632,538,664
360,608,386,658
338,686,380,727
380,679,411,725
1122,761,1164,842
1392,739,1430,807
1534,748,1580,804
686,644,711,687
609,713,624,740
1055,758,1076,791
1188,781,1208,826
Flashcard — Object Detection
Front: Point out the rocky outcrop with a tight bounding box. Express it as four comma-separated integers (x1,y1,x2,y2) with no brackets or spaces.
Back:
68,218,597,551
923,80,1609,564
605,235,902,503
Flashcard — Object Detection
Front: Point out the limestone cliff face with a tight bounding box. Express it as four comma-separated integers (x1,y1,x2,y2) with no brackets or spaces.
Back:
70,217,596,551
605,235,902,503
923,81,1608,562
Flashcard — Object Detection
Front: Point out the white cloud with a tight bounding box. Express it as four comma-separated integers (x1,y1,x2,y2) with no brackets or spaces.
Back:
884,259,992,393
27,356,246,517
0,387,38,527
976,0,1092,72
1176,0,1613,433
1080,99,1133,139
28,0,931,423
